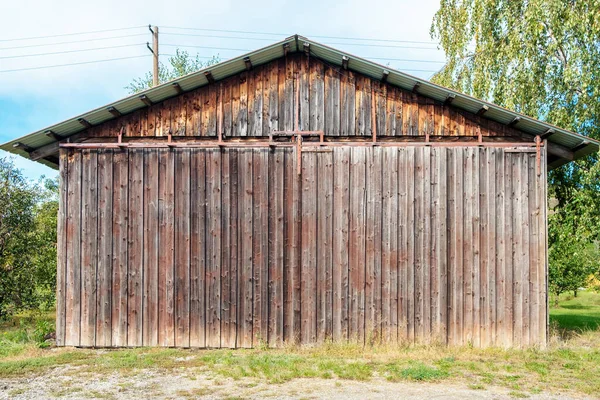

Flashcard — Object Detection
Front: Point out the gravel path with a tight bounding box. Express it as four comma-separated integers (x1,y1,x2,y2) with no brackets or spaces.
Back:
0,366,588,400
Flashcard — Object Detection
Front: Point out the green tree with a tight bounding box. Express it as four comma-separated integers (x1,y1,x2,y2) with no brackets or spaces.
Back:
0,158,58,319
431,0,600,298
126,49,220,94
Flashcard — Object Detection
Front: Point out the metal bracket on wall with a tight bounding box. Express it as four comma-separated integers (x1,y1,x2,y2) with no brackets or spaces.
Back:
535,135,542,176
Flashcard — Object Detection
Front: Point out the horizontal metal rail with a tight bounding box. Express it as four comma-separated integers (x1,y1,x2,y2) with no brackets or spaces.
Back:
60,140,541,149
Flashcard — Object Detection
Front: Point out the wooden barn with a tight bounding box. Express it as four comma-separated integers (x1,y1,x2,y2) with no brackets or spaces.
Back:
3,35,598,348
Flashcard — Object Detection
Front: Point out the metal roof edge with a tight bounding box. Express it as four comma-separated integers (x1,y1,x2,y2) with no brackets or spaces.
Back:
2,33,598,170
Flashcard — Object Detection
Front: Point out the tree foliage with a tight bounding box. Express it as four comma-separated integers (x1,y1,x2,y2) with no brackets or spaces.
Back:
126,49,220,94
0,158,58,319
431,0,600,297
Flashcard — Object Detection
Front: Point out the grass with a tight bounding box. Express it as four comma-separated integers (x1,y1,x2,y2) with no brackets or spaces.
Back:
549,290,600,332
1,291,599,398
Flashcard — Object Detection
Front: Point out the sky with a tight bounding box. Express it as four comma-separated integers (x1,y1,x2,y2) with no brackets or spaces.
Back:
0,0,446,180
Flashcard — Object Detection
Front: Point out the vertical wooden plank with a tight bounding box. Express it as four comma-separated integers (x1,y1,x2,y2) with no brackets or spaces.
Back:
189,91,201,136
174,149,191,347
111,150,128,347
340,71,356,136
413,147,427,342
222,79,233,138
283,148,301,343
540,146,548,345
332,148,350,341
528,153,539,346
280,57,294,132
407,146,416,342
316,150,333,342
365,147,382,341
397,148,407,342
355,76,372,136
472,148,481,347
157,99,172,137
238,150,254,347
301,151,317,344
385,87,396,136
438,147,448,343
227,150,239,347
252,149,268,345
248,67,263,137
495,149,506,346
348,147,366,343
381,148,398,342
143,149,159,346
267,62,279,134
80,150,97,347
478,148,489,347
65,150,81,347
190,150,206,347
172,94,186,136
158,149,175,347
504,152,515,347
448,148,464,345
96,150,113,347
521,154,531,347
481,148,496,347
221,149,232,348
231,77,241,137
462,148,474,344
206,149,222,347
310,60,325,132
268,148,285,346
127,149,143,347
430,147,447,342
206,84,218,137
298,54,310,130
375,84,386,138
56,149,68,346
393,89,403,136
512,154,523,347
324,65,340,136
238,73,248,136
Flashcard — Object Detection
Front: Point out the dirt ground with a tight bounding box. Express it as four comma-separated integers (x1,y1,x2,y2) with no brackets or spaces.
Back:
0,365,590,400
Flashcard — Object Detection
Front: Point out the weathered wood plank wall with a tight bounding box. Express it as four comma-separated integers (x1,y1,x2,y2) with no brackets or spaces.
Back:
57,145,547,348
83,54,526,142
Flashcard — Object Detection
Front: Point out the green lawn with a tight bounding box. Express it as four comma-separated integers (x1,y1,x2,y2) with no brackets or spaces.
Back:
0,292,599,398
550,290,600,331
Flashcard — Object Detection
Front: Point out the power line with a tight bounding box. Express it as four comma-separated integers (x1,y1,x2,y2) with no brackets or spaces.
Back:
368,56,445,64
0,54,150,73
161,26,439,45
0,25,147,42
162,44,242,52
162,32,439,50
163,43,251,52
0,43,145,60
0,34,148,51
162,32,277,41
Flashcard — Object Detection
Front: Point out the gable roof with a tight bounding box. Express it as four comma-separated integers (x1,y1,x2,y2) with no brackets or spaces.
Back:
2,34,598,170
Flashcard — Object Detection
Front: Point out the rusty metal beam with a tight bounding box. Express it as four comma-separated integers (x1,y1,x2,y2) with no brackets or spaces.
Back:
204,71,215,84
78,118,92,128
476,105,489,116
60,140,540,150
107,106,122,117
172,82,184,94
412,81,421,93
45,130,62,141
381,70,389,83
139,95,153,107
13,142,34,153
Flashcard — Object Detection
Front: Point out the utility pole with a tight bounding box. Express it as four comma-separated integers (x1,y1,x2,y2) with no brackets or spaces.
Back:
147,25,159,87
